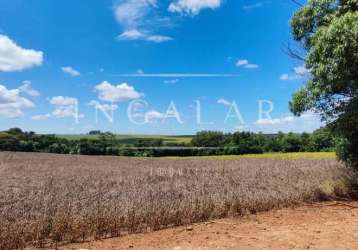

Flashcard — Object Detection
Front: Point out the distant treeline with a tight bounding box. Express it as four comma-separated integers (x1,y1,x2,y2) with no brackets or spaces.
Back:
0,128,335,157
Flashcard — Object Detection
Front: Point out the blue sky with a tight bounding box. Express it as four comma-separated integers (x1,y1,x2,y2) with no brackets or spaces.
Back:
0,0,322,135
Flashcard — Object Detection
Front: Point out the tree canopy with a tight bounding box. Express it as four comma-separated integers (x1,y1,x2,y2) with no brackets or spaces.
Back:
289,0,358,168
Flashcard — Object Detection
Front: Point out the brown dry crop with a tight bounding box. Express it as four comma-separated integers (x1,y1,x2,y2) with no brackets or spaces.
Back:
0,152,355,249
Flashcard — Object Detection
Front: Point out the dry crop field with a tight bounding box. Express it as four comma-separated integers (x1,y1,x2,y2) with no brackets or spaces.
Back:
0,152,355,249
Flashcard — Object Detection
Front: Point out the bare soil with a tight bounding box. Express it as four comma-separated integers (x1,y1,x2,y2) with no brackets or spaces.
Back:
62,202,358,250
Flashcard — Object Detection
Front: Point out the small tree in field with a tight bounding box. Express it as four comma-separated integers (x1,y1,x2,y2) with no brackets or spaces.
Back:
289,0,358,168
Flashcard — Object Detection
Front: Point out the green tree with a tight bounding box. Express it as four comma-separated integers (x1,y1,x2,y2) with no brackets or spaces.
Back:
289,0,358,168
310,127,335,151
191,131,227,147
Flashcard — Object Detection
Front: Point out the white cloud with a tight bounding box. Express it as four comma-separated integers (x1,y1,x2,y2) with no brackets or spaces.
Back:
236,59,248,66
236,59,259,69
49,96,82,119
115,0,173,43
52,106,79,119
294,66,308,76
137,69,144,74
280,74,300,81
254,112,322,133
118,29,146,40
19,81,40,97
280,74,289,81
31,113,51,121
164,79,180,84
280,65,308,81
168,0,222,15
94,81,143,103
0,84,34,118
132,101,146,111
114,0,157,29
145,110,165,122
117,29,173,43
88,100,119,112
62,66,80,77
129,108,165,123
50,96,78,106
217,98,231,106
256,116,295,126
146,35,173,43
115,0,223,42
0,35,43,72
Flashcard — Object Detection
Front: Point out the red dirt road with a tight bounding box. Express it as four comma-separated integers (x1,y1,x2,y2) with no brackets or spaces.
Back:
62,202,358,250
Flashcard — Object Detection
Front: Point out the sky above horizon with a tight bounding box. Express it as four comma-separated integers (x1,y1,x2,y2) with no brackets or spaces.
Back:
0,0,322,135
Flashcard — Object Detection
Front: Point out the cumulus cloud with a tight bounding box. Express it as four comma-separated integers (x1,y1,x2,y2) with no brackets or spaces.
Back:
0,35,43,72
50,96,78,106
168,0,222,15
115,0,223,42
19,81,40,97
254,112,322,133
0,84,34,118
62,66,80,77
236,59,259,69
115,0,173,43
49,96,83,119
129,108,166,124
94,81,143,103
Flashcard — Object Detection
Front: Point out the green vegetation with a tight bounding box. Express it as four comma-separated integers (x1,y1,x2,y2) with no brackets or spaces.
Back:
289,0,358,169
190,129,336,153
57,133,192,145
0,127,337,157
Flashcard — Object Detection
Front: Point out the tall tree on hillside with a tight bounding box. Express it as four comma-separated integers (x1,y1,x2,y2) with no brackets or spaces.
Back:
289,0,358,168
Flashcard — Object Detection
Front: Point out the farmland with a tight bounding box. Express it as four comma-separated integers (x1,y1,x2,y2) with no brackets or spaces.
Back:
168,152,336,160
0,152,355,249
56,134,193,145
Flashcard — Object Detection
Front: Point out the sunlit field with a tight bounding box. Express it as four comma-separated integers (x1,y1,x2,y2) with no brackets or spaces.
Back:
168,152,336,160
0,151,354,249
56,134,193,144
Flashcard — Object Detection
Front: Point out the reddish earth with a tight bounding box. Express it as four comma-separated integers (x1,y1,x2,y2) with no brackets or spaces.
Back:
61,202,358,250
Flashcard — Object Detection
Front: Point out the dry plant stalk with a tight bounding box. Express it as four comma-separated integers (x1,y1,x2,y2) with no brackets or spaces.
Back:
0,152,355,249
